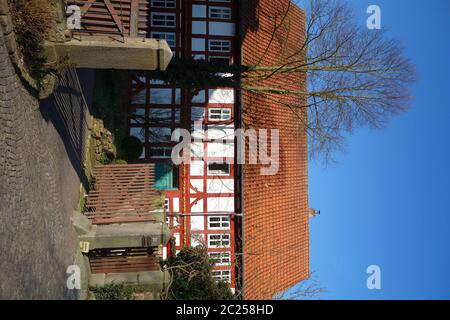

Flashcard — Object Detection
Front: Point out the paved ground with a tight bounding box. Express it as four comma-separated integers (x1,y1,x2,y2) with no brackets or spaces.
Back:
0,30,94,299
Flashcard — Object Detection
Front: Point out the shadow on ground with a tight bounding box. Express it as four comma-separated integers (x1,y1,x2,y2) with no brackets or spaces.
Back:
40,69,95,190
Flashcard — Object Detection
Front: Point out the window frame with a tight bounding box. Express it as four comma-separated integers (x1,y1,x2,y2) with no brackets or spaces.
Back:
212,269,231,283
151,0,176,8
207,234,231,248
151,12,176,28
207,215,231,230
208,108,232,121
209,252,232,266
207,161,231,176
150,147,172,159
208,6,232,20
208,39,231,52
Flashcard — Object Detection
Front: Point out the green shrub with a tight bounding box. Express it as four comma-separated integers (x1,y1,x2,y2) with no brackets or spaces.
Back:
119,136,143,163
99,152,112,165
114,159,128,165
93,70,128,144
162,247,235,300
90,284,134,300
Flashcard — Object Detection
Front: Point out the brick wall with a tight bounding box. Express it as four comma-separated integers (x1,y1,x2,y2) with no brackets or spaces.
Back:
240,0,310,300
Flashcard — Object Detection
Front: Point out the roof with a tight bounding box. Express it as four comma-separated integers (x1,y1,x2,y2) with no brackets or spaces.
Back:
240,0,310,299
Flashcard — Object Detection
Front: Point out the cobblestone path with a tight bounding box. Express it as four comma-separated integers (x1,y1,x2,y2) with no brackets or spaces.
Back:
0,30,93,299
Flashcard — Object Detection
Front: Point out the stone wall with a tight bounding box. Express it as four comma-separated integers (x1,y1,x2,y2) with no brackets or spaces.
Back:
0,0,20,68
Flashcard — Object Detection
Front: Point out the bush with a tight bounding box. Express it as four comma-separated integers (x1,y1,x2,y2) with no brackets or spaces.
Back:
90,284,134,300
119,136,143,163
162,247,235,300
9,0,56,80
93,70,128,144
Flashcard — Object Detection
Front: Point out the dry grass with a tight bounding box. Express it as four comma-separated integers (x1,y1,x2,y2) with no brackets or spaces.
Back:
9,0,56,81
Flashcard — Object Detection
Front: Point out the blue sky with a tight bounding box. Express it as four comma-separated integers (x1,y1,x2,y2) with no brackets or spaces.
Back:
288,0,450,299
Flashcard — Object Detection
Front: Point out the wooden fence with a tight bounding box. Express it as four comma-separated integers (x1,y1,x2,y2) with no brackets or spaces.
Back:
85,164,162,225
67,0,149,38
88,247,159,273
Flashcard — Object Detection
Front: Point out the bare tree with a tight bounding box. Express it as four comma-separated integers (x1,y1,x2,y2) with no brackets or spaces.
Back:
275,272,327,300
241,0,416,161
153,0,415,162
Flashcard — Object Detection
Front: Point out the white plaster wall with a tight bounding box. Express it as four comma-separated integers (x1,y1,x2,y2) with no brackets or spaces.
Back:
207,178,234,193
207,142,234,157
174,233,180,246
191,198,204,212
191,142,204,157
209,89,234,103
207,125,234,140
190,179,204,193
191,216,205,231
207,197,234,212
173,197,179,212
190,160,205,176
192,124,205,140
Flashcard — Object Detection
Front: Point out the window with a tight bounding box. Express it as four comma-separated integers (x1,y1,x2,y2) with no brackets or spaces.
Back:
129,128,145,143
191,107,205,121
192,90,206,103
151,32,176,47
150,147,172,158
130,108,145,124
208,108,231,121
212,270,231,283
155,163,179,190
149,108,173,124
208,234,230,248
208,216,230,230
148,127,172,142
207,162,230,176
209,7,232,20
208,40,231,52
209,252,232,266
150,88,172,104
151,0,176,8
151,13,176,27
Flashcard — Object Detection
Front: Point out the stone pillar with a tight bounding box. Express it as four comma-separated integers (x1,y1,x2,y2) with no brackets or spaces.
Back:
89,270,171,290
79,221,171,250
45,38,173,71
